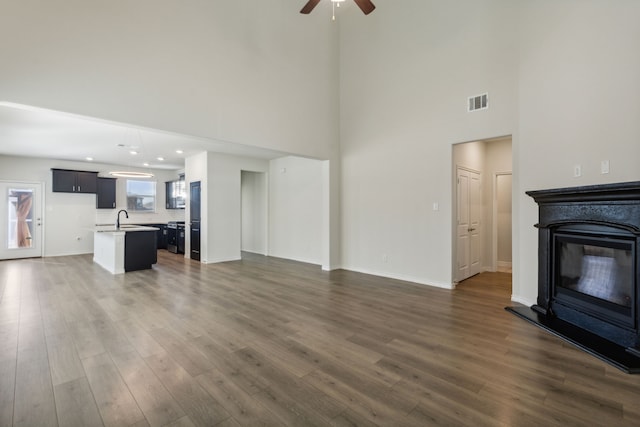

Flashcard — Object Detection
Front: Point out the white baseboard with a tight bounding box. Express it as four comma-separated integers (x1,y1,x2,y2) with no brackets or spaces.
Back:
511,294,535,307
322,264,343,271
342,266,455,290
202,256,242,264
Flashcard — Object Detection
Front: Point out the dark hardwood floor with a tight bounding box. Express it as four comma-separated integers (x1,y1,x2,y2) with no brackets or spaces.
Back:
1,251,640,426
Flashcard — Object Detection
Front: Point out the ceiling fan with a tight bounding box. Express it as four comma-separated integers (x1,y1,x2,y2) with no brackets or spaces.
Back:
300,0,376,16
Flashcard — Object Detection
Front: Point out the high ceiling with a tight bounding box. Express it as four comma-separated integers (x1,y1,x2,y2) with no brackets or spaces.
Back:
0,102,290,170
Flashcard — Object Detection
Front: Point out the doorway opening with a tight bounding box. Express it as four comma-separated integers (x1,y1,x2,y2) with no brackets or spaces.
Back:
241,171,268,256
452,136,512,286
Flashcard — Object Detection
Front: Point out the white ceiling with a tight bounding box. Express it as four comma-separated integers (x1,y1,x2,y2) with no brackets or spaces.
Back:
0,102,290,170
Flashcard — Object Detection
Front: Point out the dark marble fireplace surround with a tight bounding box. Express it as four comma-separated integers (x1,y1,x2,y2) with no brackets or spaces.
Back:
507,181,640,373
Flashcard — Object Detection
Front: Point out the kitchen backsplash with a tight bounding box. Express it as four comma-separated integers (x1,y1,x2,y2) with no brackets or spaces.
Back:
95,209,185,225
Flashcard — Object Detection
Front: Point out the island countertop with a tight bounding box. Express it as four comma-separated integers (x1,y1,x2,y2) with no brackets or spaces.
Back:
94,224,159,233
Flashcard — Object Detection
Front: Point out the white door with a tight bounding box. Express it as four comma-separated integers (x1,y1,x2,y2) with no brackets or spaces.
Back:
456,168,481,281
0,182,43,260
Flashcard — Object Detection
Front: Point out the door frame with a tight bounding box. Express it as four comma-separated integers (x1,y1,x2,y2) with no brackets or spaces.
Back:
451,135,513,287
240,170,269,256
0,180,45,260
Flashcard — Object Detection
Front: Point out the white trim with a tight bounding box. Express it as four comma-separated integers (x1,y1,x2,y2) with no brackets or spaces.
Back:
242,249,268,256
511,294,535,307
343,265,455,290
267,253,320,266
322,263,342,271
0,180,45,259
202,256,242,264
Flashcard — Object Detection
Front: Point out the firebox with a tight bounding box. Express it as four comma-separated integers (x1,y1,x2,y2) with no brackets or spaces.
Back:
552,225,636,343
508,181,640,372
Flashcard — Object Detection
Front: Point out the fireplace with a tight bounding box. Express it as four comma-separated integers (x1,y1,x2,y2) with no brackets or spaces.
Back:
507,181,640,372
552,225,635,339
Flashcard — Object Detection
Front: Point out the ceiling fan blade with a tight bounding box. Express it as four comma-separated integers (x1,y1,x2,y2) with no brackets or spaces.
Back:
300,0,322,14
352,0,376,15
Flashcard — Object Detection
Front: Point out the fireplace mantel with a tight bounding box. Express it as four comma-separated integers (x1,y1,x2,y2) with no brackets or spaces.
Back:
509,181,640,373
526,181,640,234
527,180,640,204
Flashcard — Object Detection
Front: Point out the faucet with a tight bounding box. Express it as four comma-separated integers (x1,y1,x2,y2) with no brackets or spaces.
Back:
116,209,128,229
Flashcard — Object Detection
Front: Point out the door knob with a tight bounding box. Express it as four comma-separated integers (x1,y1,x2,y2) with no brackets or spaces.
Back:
468,228,476,232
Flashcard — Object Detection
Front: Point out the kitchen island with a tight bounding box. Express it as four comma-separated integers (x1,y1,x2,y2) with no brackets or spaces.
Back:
93,225,159,274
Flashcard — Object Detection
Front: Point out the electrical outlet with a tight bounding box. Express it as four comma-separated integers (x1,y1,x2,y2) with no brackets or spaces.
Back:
601,160,610,174
574,164,582,177
382,254,388,263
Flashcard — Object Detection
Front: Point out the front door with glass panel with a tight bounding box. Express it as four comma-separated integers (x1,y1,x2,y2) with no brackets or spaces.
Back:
0,182,43,260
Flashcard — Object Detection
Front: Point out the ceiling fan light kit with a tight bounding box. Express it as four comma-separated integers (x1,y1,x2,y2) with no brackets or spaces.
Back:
300,0,375,20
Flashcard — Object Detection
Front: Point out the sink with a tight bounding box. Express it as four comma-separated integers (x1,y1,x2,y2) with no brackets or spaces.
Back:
95,224,157,233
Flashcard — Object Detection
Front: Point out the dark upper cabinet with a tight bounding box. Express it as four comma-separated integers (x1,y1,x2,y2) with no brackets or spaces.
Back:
165,177,186,209
96,177,117,209
52,169,98,193
76,171,98,193
51,169,76,192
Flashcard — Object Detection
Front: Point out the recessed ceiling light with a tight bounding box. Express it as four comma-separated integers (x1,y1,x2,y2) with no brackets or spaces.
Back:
86,157,94,161
157,157,164,161
176,150,183,154
130,150,138,155
143,162,150,167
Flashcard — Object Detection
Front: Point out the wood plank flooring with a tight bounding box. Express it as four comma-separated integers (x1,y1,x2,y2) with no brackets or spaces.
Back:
1,251,640,426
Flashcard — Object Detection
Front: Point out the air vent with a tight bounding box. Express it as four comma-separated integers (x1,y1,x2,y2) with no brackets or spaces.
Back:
468,93,488,112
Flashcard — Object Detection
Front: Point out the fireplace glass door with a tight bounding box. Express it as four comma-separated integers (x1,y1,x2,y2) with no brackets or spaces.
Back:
554,232,634,327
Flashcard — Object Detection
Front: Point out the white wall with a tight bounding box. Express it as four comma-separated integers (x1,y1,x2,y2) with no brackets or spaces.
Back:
0,155,184,257
241,171,267,255
341,0,640,304
269,157,324,265
339,0,518,288
186,154,324,265
454,141,487,173
202,153,269,263
322,157,342,270
496,174,512,266
0,0,339,160
514,0,640,305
